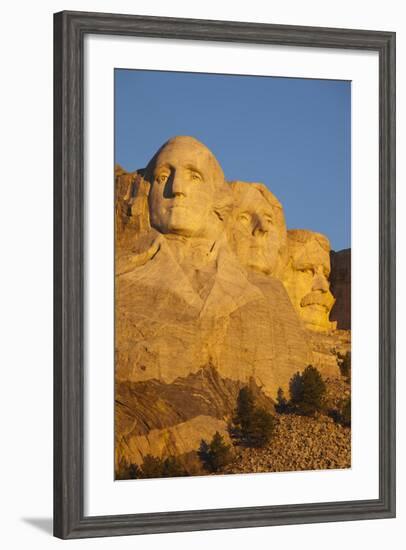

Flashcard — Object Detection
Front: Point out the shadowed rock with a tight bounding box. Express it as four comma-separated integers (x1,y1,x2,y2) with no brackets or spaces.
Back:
115,365,274,466
330,249,351,330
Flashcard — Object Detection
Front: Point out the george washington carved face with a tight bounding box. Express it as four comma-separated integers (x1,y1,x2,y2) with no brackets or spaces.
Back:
144,136,230,240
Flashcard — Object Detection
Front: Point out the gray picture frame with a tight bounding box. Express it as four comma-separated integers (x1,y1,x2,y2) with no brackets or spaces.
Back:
54,10,396,539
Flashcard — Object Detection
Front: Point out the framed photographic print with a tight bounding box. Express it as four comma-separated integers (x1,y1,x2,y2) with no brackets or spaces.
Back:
54,10,396,539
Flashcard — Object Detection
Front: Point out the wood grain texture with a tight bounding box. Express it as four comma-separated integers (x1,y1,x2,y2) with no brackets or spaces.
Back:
53,10,396,539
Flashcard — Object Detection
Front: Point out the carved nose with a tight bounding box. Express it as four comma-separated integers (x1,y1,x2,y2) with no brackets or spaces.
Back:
252,215,268,236
171,172,187,197
312,270,329,293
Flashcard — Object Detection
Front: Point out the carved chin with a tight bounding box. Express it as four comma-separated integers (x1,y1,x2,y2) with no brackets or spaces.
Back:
300,304,331,330
247,251,275,275
168,219,195,236
166,210,205,237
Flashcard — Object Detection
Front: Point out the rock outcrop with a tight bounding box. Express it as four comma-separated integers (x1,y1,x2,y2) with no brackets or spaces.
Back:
308,329,351,378
115,365,273,466
115,234,312,394
330,249,351,330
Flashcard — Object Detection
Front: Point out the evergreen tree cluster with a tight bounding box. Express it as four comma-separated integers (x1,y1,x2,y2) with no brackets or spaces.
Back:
289,365,326,415
117,363,348,479
233,387,275,447
198,431,233,472
276,365,327,416
116,454,188,480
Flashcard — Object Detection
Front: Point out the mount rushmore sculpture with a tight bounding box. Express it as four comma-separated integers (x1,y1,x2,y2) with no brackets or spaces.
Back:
114,136,349,468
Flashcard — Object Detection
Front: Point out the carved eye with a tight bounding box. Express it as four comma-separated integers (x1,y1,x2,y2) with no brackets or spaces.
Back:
238,213,250,223
156,173,169,184
300,268,313,275
190,171,202,182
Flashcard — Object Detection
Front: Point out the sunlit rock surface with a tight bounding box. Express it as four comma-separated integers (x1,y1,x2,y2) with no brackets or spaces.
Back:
114,137,350,470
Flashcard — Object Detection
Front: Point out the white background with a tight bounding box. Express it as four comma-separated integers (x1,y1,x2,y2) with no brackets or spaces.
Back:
0,0,403,548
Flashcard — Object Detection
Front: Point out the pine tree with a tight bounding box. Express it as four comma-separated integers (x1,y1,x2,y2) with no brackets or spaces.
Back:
234,386,275,447
139,454,187,478
235,386,255,433
289,372,304,405
289,365,326,416
115,458,140,479
162,456,188,477
340,397,351,426
198,432,232,472
247,408,275,447
208,431,233,471
276,387,288,413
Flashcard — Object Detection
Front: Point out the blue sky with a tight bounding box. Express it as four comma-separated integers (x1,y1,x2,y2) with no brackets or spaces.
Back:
115,69,351,251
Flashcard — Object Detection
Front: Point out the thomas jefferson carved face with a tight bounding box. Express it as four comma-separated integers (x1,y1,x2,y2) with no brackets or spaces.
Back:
228,182,287,276
283,230,336,332
145,136,229,239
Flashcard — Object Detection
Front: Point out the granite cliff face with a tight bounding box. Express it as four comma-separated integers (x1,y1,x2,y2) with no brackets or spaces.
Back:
114,137,350,471
115,235,312,394
330,249,351,330
115,365,274,467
